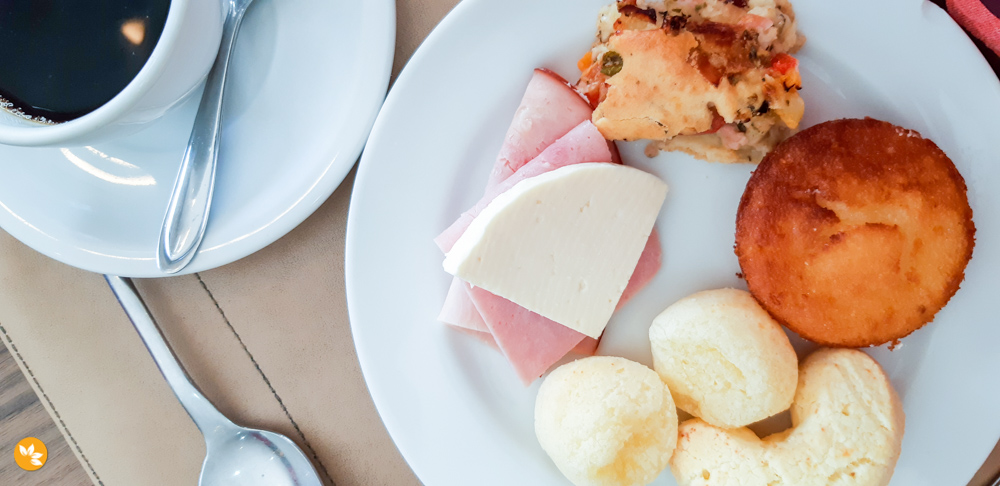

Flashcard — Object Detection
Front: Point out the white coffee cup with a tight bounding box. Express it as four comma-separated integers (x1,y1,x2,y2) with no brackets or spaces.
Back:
0,0,225,147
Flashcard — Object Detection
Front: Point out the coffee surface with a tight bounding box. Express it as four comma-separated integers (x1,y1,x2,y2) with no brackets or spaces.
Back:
0,0,172,123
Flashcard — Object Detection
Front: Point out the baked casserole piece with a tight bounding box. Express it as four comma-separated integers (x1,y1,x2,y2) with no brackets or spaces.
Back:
578,0,805,163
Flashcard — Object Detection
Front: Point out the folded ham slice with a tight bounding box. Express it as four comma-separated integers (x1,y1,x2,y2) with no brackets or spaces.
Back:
451,326,498,350
443,279,600,354
573,336,600,356
435,120,613,252
437,72,605,345
618,230,662,309
437,278,489,332
438,147,663,382
466,286,588,384
437,69,663,384
487,68,595,187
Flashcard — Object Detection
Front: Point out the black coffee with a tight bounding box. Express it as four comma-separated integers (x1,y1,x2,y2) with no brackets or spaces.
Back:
0,0,172,123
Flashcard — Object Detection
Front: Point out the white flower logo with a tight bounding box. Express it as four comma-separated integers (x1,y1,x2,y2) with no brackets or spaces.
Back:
19,443,44,466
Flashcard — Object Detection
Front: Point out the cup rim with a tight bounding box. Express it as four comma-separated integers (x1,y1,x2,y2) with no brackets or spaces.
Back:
0,0,193,146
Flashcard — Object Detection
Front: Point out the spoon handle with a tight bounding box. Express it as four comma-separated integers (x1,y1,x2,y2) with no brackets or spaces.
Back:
105,275,232,433
157,6,250,273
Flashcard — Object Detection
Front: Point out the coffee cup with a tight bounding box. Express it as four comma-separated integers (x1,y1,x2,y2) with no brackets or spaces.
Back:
0,0,225,147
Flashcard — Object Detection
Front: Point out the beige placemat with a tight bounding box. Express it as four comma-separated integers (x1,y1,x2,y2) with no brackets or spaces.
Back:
0,0,998,485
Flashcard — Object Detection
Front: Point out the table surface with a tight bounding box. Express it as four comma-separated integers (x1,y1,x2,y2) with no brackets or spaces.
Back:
2,0,1000,484
0,343,91,485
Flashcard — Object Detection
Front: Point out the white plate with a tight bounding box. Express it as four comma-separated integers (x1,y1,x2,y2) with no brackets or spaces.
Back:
347,0,1000,484
0,0,394,277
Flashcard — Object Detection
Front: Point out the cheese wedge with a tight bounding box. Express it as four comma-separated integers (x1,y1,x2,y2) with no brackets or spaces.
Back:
443,163,667,338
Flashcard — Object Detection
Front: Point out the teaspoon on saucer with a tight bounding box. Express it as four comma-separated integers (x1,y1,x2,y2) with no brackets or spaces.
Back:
158,0,256,273
105,275,322,486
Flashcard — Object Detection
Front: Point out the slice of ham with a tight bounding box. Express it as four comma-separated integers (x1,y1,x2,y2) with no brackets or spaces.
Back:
466,285,588,385
444,280,596,355
487,68,595,187
438,278,489,332
572,336,600,356
437,68,662,384
451,326,499,350
617,230,662,309
435,120,613,253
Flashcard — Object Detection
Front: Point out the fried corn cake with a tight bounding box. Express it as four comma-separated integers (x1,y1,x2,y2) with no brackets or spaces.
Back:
735,118,975,347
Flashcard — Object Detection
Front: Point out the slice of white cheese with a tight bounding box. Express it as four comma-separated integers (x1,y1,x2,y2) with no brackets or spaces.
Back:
443,163,668,338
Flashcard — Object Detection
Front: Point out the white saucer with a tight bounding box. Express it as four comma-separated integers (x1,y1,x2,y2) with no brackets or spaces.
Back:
0,0,394,277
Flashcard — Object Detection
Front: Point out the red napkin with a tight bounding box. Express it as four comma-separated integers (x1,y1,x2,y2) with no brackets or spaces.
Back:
948,0,1000,56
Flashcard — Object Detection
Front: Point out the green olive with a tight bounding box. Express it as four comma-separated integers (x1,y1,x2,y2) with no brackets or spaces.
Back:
601,51,623,76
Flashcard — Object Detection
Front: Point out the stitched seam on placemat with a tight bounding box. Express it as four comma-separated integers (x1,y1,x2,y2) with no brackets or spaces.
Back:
0,322,105,486
194,273,336,486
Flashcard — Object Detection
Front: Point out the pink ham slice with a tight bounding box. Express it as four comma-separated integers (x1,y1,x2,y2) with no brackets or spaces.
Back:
445,279,601,355
466,285,588,384
436,120,612,336
452,326,499,350
435,120,613,252
572,336,600,356
438,278,489,332
487,68,595,187
617,230,662,310
437,68,662,384
438,159,662,383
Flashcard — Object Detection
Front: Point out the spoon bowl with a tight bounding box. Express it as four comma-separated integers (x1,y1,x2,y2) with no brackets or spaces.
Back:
105,275,322,486
201,425,321,486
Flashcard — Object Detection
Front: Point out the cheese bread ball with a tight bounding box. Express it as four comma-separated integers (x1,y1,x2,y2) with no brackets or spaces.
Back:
649,288,797,428
535,356,678,486
670,348,906,486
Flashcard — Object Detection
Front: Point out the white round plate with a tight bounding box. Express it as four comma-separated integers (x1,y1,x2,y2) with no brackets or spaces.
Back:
0,0,394,277
347,0,1000,484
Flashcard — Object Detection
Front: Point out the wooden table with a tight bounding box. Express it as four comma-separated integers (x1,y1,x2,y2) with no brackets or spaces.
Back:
0,344,89,485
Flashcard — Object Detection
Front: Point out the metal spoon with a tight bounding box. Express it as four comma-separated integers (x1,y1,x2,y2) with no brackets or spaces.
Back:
157,0,256,273
105,275,322,486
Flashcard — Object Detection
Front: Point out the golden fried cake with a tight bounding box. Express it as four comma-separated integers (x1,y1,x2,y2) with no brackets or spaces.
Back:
578,0,805,163
735,118,975,347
